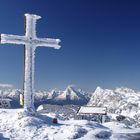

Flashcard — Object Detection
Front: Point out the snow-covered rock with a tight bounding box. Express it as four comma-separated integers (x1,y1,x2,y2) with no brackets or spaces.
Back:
93,129,112,139
88,86,140,127
63,125,88,139
47,89,60,99
37,105,44,112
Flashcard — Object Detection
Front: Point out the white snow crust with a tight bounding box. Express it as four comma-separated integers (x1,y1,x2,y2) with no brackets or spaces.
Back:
0,109,139,140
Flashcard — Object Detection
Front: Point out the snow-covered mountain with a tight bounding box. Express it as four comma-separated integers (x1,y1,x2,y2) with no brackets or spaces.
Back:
0,85,89,106
88,86,140,127
1,85,140,123
54,85,88,104
114,87,136,94
47,89,60,100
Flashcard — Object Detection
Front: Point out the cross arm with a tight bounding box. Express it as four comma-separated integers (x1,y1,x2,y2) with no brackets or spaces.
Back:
34,38,61,49
0,34,27,45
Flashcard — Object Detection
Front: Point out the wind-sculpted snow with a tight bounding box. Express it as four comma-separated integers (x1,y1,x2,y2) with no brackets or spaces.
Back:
88,86,140,127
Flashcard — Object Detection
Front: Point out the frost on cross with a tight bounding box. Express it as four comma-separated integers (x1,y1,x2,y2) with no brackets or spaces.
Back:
0,14,61,115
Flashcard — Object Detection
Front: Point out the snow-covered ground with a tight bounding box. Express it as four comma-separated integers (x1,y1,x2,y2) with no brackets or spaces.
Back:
0,109,139,140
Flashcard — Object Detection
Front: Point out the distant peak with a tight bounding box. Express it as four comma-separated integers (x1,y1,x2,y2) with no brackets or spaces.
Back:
95,86,103,92
67,85,75,89
115,87,135,93
65,85,77,92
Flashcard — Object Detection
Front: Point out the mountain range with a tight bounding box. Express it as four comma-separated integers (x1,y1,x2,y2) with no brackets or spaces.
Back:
88,86,140,127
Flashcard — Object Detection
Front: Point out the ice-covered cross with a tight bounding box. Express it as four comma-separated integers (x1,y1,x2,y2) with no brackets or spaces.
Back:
0,14,61,115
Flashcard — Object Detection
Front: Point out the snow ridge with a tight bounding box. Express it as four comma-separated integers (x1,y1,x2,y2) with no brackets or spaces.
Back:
88,86,140,127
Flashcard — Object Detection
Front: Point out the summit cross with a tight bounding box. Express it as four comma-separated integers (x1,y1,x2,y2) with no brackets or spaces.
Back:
0,14,61,115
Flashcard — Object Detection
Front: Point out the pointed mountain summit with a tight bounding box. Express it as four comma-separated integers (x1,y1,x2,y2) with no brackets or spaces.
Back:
55,85,88,105
47,89,59,99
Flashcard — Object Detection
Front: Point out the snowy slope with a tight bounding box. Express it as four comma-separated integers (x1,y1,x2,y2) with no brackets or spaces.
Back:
47,89,60,99
88,86,140,127
0,109,139,140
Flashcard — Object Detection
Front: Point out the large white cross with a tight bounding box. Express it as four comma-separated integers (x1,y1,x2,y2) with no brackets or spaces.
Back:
0,14,61,115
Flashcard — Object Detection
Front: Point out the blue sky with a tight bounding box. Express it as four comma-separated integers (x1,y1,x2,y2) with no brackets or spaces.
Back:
0,0,140,91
